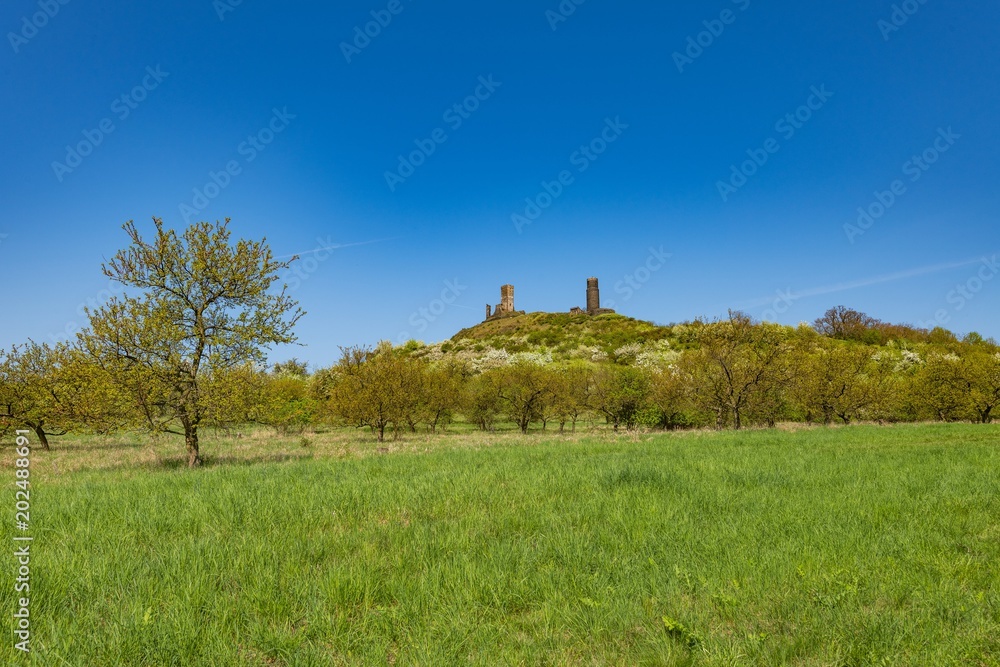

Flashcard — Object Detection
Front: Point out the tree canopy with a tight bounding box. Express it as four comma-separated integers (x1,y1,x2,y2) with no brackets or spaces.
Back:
81,218,304,465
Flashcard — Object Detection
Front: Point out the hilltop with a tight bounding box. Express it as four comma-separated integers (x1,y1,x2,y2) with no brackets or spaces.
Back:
403,312,692,365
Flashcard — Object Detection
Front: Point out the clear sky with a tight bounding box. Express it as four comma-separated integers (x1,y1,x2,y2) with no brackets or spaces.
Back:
1,0,997,367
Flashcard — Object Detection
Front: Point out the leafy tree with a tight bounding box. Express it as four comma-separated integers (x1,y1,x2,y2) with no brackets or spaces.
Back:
814,306,881,343
327,342,421,441
0,342,126,448
549,363,593,432
913,353,969,422
592,365,650,431
963,349,1000,423
82,218,303,466
648,364,701,430
686,312,789,429
791,341,894,425
493,361,555,434
200,363,265,434
464,372,503,432
272,358,310,377
418,361,467,432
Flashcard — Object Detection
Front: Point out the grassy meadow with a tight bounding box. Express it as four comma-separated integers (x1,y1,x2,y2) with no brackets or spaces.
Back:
2,423,999,665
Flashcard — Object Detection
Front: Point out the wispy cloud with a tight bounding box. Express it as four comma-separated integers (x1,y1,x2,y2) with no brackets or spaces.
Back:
735,256,994,309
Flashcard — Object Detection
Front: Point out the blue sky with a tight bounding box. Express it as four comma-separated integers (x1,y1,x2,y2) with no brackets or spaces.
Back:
1,0,997,367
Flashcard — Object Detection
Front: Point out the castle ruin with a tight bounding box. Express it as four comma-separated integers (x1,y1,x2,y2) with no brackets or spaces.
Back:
484,277,615,322
484,284,525,321
570,277,615,316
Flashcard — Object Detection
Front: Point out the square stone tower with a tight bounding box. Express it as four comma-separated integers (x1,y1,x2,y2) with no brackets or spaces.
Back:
500,284,514,314
485,284,524,321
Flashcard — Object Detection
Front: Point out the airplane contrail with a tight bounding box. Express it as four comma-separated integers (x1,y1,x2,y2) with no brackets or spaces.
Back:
275,237,402,260
735,255,996,310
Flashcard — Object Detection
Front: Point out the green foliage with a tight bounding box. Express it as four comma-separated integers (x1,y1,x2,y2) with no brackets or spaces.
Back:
80,218,303,465
0,341,128,447
592,365,651,430
449,312,672,361
662,616,703,648
325,342,423,441
271,358,309,377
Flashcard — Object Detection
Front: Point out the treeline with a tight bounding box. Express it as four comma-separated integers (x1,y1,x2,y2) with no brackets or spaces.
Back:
7,308,997,446
310,309,1000,439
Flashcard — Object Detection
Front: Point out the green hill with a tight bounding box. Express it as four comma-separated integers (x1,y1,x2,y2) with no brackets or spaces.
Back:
412,311,692,363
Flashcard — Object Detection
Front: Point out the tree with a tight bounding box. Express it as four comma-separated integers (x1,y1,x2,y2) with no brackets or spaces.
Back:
592,365,650,431
791,341,895,425
0,342,126,448
82,218,303,466
200,363,265,434
418,361,467,432
464,372,502,432
549,363,593,432
913,353,969,422
814,306,880,343
648,363,698,430
962,349,1000,423
495,361,555,434
687,312,789,429
259,373,317,434
327,342,422,441
272,358,309,377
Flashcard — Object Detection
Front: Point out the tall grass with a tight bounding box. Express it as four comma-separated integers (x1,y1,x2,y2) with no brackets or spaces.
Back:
2,424,999,664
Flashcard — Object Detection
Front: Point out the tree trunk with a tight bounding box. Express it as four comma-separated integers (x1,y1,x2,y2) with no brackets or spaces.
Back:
377,424,385,442
185,426,201,467
32,424,50,451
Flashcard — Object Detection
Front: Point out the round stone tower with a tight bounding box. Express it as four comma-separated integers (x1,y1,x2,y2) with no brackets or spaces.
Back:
586,277,600,314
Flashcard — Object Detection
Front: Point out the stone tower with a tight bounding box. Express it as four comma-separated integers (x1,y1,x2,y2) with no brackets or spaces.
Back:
586,277,600,314
500,284,514,314
484,284,524,321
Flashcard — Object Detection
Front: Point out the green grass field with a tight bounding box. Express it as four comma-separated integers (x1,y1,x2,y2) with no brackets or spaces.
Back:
3,424,999,665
